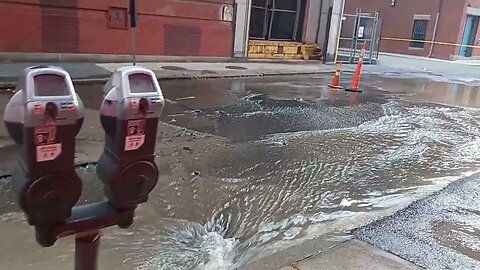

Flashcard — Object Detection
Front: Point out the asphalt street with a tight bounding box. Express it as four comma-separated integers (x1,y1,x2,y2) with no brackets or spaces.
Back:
0,70,479,269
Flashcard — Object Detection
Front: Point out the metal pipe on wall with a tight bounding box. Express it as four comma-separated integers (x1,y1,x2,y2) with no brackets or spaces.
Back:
315,0,324,43
428,13,440,57
322,6,333,63
428,0,444,58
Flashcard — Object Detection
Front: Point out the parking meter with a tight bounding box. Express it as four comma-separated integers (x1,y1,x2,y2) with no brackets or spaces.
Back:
97,66,164,209
4,66,84,230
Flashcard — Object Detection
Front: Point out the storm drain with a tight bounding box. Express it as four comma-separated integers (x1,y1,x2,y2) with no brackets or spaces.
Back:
161,66,188,71
225,66,248,70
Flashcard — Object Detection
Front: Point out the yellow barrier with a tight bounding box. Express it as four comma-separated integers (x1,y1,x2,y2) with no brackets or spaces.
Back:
382,37,480,49
248,40,320,60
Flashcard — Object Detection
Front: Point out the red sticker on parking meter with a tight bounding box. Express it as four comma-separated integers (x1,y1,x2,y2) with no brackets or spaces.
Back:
36,144,62,162
35,126,56,145
125,119,145,151
35,126,61,162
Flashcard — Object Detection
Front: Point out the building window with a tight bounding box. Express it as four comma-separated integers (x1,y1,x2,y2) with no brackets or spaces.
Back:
410,20,428,48
108,7,128,29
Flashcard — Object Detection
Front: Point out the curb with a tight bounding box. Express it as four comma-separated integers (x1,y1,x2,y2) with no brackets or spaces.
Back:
0,69,334,90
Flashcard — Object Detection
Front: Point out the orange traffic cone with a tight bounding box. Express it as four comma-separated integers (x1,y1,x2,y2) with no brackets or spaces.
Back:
328,63,344,90
346,42,367,93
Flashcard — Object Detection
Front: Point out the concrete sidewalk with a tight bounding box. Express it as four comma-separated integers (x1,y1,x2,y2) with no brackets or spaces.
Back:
242,234,421,270
376,53,480,74
0,61,334,89
278,240,421,270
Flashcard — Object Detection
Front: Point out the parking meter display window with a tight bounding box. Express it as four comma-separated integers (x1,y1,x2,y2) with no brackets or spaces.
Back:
128,73,156,93
34,74,69,96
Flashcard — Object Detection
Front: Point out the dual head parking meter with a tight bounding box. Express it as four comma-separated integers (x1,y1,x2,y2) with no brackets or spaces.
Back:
4,66,164,269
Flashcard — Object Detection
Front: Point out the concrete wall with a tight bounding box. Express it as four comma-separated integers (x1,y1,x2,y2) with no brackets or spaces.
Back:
326,0,344,63
0,0,235,57
303,0,332,54
303,0,322,43
344,0,480,59
317,0,333,46
233,0,251,58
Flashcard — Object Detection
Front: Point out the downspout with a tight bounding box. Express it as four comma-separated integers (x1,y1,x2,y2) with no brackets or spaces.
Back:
315,0,324,43
322,6,333,63
428,0,443,57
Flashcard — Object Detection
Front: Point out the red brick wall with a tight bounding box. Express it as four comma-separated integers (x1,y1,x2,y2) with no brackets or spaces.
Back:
40,0,80,53
344,0,466,59
0,1,42,52
0,0,234,57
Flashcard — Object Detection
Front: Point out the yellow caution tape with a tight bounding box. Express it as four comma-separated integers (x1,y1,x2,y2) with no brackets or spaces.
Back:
382,37,480,49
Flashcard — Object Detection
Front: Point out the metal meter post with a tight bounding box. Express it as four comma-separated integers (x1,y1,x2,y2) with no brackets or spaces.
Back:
130,0,138,65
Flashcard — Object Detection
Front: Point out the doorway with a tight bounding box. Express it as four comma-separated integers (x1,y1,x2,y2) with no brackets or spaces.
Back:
459,15,480,57
249,0,306,41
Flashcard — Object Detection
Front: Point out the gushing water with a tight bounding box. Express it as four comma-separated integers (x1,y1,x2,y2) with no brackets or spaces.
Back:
134,96,480,269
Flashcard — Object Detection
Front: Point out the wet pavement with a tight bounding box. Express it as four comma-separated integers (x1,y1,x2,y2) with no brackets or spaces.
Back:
0,72,479,269
356,173,480,270
158,76,387,141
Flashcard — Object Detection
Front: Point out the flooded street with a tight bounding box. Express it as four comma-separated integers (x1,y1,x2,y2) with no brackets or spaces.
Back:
356,172,480,270
0,73,480,269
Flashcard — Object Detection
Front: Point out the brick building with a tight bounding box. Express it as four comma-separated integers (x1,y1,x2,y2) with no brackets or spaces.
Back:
0,0,349,61
345,0,480,59
0,0,235,57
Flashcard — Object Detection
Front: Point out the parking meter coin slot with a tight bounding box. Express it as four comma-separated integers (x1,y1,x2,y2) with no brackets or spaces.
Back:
44,102,58,124
138,98,149,116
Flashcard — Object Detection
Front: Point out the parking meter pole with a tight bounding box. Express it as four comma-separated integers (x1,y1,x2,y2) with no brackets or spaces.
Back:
130,0,137,66
132,28,137,66
75,232,100,270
